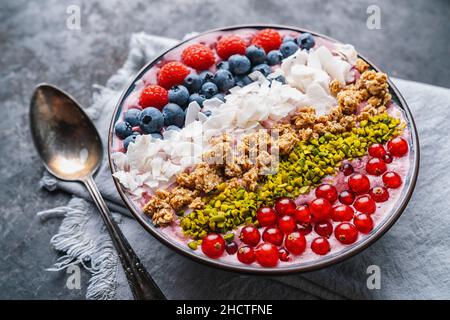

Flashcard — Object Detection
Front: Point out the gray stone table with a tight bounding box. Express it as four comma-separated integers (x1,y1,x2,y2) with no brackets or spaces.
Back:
0,0,449,299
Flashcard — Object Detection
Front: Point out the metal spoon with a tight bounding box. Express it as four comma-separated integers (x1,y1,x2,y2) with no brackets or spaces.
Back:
30,83,166,300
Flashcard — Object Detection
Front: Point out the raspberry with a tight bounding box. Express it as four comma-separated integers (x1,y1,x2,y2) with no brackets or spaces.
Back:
251,29,282,53
139,85,168,109
181,44,215,70
216,35,247,60
157,61,190,89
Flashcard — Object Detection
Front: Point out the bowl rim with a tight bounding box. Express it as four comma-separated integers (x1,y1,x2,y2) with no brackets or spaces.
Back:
107,23,420,275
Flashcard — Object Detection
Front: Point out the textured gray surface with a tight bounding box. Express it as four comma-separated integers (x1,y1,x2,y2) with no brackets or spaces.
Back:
0,0,449,299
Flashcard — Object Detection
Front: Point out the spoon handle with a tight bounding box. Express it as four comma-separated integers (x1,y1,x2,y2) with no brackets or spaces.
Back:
83,176,166,300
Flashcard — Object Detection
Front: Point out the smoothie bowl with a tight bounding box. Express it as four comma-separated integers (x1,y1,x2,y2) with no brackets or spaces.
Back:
108,25,419,274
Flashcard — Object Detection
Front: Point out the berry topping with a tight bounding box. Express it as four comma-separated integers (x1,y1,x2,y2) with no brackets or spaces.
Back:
216,35,247,60
334,223,358,244
368,143,387,158
240,226,261,247
315,184,338,203
139,107,164,134
123,133,139,149
331,204,355,222
237,246,256,264
181,44,215,70
274,198,296,216
311,237,331,255
157,62,190,89
225,242,238,255
114,121,133,139
124,109,141,127
139,85,169,109
348,173,371,194
369,186,389,202
183,73,203,93
162,103,185,128
256,206,278,227
235,74,253,87
294,205,311,224
353,213,374,234
262,227,284,246
267,50,283,66
278,215,297,234
314,221,333,238
354,195,376,214
216,61,229,70
188,93,206,106
254,243,279,267
383,153,393,164
280,41,299,58
387,137,408,157
168,85,190,108
251,63,271,76
382,171,402,189
200,82,219,98
228,54,251,75
285,231,307,255
278,248,291,262
309,198,332,222
366,157,387,176
297,223,313,236
199,70,214,83
245,45,267,65
339,190,355,205
297,32,315,50
213,69,235,92
251,29,282,53
341,163,354,176
201,233,225,258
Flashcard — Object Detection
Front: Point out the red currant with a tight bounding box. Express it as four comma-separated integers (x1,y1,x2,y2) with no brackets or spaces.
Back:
256,206,277,227
294,205,311,224
354,195,376,214
334,223,358,244
348,173,371,194
315,184,338,203
262,227,284,246
254,243,279,267
368,143,386,158
274,198,296,215
240,226,261,247
387,137,408,157
297,222,313,236
341,163,354,176
383,153,393,164
201,234,226,258
331,204,355,222
285,231,307,255
369,186,389,202
237,246,256,264
339,190,355,205
383,171,402,189
353,213,374,234
278,215,297,234
366,157,387,176
311,237,331,255
278,247,291,262
309,198,332,222
314,221,333,238
225,242,238,255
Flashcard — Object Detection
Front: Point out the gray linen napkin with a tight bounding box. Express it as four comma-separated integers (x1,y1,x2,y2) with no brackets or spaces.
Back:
38,32,450,300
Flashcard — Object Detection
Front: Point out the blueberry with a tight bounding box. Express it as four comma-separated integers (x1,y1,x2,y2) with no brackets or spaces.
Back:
212,93,225,102
162,103,185,127
123,132,140,149
270,75,286,85
280,41,299,58
228,54,251,75
114,121,133,139
139,107,164,134
150,133,163,140
297,33,315,50
168,85,190,108
200,82,218,99
267,50,283,66
251,64,272,77
216,61,229,70
199,70,214,83
166,125,181,131
183,73,202,93
188,93,206,106
283,35,296,43
123,109,141,127
235,75,253,87
202,110,212,117
245,45,267,65
213,69,235,92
